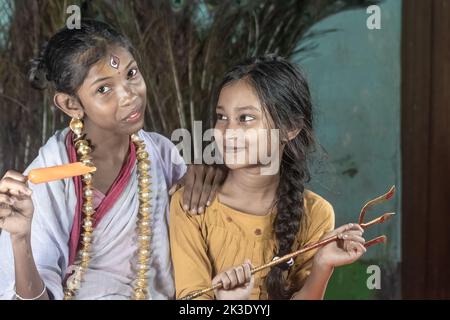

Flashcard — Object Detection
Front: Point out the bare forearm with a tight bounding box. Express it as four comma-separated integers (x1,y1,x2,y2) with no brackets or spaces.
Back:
291,262,334,300
11,235,49,300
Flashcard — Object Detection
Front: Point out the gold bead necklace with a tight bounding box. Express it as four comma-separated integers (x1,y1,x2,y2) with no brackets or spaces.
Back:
64,118,152,300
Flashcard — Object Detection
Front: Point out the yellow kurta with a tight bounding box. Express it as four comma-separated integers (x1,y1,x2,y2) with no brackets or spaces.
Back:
169,187,335,300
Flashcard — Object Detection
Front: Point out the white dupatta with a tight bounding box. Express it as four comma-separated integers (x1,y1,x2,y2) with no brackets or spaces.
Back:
0,128,186,299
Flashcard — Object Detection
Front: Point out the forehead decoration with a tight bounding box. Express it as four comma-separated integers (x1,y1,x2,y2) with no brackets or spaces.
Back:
110,54,120,69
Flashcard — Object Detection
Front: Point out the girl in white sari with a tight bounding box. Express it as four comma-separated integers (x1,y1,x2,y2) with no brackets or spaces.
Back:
0,20,222,300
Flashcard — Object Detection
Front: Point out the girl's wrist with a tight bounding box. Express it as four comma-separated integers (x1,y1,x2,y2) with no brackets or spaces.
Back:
10,233,32,248
312,254,335,274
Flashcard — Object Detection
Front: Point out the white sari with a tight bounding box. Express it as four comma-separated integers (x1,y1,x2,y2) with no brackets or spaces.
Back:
0,128,186,300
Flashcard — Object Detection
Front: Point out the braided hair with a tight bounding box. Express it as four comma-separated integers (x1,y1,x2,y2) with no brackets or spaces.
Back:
216,55,315,299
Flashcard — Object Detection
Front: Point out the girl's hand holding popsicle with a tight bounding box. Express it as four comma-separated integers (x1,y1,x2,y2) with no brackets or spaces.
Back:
0,170,34,240
0,162,96,240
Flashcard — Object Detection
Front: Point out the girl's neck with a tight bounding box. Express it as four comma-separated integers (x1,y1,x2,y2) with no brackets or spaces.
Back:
220,167,280,214
83,120,130,164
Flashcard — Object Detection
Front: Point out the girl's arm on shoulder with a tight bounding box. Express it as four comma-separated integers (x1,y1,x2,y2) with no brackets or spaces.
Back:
143,131,228,215
170,164,227,215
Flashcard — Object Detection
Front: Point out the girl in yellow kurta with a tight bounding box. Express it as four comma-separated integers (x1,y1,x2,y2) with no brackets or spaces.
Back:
170,55,367,300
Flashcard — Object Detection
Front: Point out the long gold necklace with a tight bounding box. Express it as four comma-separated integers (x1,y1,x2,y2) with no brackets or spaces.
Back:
64,118,152,300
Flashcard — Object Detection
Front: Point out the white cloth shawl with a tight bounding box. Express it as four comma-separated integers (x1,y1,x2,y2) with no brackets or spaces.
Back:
0,128,186,300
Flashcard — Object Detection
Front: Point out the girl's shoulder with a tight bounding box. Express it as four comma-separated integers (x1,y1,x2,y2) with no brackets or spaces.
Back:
170,187,195,217
138,130,176,151
140,131,187,187
169,187,207,225
303,189,333,211
170,186,185,209
139,130,185,165
24,128,70,175
302,189,335,228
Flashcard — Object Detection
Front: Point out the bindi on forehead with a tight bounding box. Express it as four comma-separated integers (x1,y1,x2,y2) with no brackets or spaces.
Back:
110,54,120,69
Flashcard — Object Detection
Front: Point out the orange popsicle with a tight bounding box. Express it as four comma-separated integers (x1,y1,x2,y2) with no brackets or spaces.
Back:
27,162,97,184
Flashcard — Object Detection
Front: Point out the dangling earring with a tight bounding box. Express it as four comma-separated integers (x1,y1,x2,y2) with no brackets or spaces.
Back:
69,116,84,139
69,116,92,163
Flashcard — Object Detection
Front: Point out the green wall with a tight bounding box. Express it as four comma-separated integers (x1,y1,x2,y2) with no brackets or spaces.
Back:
296,0,402,299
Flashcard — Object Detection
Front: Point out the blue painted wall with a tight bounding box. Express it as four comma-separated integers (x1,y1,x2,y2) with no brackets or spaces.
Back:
0,1,13,48
295,0,402,299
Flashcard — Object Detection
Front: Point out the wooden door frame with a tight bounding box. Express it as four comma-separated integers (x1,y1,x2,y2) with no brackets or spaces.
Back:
402,0,450,299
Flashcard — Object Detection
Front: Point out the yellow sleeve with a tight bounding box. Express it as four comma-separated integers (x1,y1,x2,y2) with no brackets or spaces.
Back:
169,189,214,300
288,197,335,292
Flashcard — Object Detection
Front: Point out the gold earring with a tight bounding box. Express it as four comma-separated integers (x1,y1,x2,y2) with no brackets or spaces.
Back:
69,116,83,137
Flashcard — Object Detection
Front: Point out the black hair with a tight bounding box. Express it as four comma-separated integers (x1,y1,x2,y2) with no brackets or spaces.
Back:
217,54,315,299
28,19,136,94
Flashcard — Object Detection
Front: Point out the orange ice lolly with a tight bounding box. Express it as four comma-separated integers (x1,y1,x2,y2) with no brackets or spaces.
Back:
27,162,96,184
